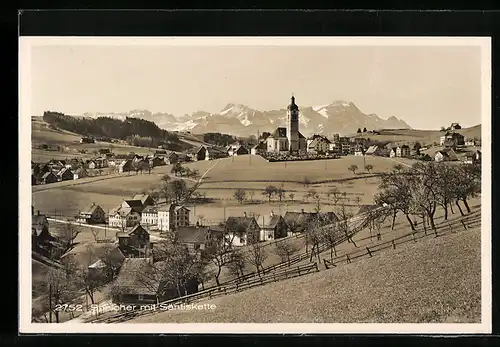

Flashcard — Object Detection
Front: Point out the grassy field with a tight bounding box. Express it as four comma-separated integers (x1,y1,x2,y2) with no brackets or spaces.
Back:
132,220,481,323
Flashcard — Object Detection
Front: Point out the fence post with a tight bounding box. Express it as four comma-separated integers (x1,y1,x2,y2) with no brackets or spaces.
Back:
366,247,372,257
461,219,468,230
323,258,329,270
297,266,301,275
346,254,351,264
314,262,319,272
392,240,396,249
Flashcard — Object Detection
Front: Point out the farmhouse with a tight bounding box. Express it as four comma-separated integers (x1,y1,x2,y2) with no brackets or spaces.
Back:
435,149,458,162
157,204,190,232
224,215,261,246
76,203,106,224
132,194,156,208
73,167,88,180
463,150,481,165
55,167,73,181
266,96,307,154
164,151,179,165
440,131,465,147
251,142,267,156
175,225,221,254
306,135,331,154
111,258,199,305
196,145,228,161
259,212,288,241
141,206,158,227
108,201,143,229
396,145,411,158
149,156,165,168
95,157,108,168
41,171,58,184
118,159,134,173
227,143,250,156
116,224,152,258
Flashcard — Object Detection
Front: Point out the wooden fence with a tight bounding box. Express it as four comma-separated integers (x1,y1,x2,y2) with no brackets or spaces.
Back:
86,262,319,323
322,212,481,270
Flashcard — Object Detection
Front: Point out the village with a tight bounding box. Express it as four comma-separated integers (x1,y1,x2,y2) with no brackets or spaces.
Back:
31,96,483,325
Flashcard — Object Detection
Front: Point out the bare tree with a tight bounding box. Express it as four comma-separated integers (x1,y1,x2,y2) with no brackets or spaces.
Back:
348,164,358,175
234,188,247,204
330,188,341,205
289,192,295,202
245,243,269,277
249,190,255,202
305,216,324,262
58,221,81,255
365,164,374,173
276,184,286,202
226,247,247,279
272,238,301,266
435,163,456,220
336,204,357,247
91,229,100,242
44,265,75,323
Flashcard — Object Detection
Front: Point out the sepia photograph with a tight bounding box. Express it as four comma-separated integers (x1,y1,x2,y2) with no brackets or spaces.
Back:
19,36,491,334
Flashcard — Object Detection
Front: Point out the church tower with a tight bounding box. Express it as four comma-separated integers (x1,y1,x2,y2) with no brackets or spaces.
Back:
286,94,300,153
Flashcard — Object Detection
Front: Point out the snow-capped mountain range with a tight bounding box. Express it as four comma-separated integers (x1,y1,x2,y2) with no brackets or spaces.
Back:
79,101,411,137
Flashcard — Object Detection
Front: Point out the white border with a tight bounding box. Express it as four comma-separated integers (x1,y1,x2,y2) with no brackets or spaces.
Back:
19,36,492,334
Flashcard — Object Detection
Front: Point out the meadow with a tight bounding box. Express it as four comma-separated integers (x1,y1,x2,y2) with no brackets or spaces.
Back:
132,215,481,323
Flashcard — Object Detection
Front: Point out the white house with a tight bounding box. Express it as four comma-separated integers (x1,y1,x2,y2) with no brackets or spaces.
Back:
435,149,457,162
108,200,143,228
389,148,397,158
396,145,411,158
87,161,96,169
141,205,158,227
306,135,331,154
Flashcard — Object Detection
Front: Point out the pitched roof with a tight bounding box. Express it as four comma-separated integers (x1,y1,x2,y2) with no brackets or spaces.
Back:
176,226,209,243
132,194,153,205
174,205,190,212
261,214,282,229
271,127,287,139
113,258,156,295
142,205,159,214
298,132,306,139
41,172,56,179
81,203,100,215
123,200,145,212
252,142,267,150
226,216,258,230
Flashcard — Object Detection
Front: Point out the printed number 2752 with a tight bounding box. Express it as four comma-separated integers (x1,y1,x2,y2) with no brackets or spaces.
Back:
55,304,84,312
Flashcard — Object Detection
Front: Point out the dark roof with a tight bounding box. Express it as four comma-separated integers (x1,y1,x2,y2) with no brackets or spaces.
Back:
142,205,158,214
113,258,156,295
252,142,267,150
400,145,410,149
298,132,305,139
226,216,258,230
123,200,145,212
132,194,154,205
283,211,314,226
176,226,210,244
123,224,149,236
32,215,47,228
271,127,287,139
41,172,56,179
81,203,101,215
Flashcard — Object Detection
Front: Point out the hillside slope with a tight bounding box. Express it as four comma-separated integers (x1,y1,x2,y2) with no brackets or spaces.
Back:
132,226,480,323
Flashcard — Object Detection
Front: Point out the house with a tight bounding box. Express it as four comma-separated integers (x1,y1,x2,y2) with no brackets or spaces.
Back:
227,143,250,156
89,246,126,280
116,224,152,258
164,151,179,165
56,167,73,181
365,145,382,156
463,150,481,164
306,135,331,154
108,202,143,229
38,164,51,175
411,143,422,156
354,144,365,156
449,123,462,130
388,148,397,158
224,214,261,246
420,153,433,161
41,171,58,184
32,209,55,255
175,225,221,254
283,210,338,236
195,146,228,161
465,138,480,147
259,212,288,241
157,204,190,232
80,137,95,144
76,203,106,224
251,141,267,156
141,206,158,227
440,131,465,147
149,156,165,168
435,149,457,162
111,258,198,305
87,160,97,170
396,145,411,158
118,159,134,173
95,157,108,168
73,167,88,180
340,141,352,156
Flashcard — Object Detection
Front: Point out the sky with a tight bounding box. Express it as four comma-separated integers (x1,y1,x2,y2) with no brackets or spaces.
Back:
28,43,483,130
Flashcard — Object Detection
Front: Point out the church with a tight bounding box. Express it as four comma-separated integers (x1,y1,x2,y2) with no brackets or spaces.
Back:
266,95,306,154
